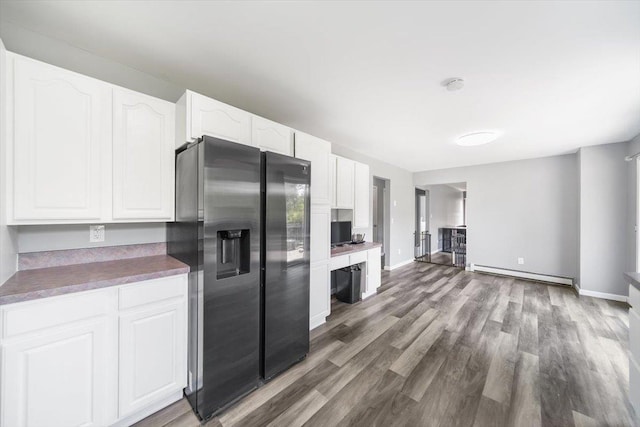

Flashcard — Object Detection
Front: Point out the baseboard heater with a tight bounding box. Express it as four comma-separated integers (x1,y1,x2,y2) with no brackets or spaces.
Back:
469,264,573,286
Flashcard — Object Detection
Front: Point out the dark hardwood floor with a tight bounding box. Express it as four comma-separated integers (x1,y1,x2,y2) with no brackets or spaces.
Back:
135,261,636,427
428,251,454,266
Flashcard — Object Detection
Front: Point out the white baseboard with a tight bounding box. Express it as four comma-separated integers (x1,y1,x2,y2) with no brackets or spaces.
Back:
575,284,628,303
111,389,183,427
469,264,573,286
362,288,377,299
384,259,414,271
309,313,327,331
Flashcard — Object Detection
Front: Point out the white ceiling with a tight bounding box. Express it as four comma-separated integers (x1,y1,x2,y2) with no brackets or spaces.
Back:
1,1,639,172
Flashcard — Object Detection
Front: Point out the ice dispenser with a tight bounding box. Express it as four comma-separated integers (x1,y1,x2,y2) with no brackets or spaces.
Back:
217,229,250,279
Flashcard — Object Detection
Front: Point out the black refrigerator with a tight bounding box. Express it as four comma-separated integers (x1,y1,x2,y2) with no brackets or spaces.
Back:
167,136,310,420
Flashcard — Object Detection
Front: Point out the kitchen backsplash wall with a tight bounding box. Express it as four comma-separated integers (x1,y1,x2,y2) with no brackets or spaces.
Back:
17,223,166,253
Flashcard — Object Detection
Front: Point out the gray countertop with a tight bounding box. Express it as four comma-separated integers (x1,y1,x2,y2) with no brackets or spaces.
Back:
625,272,640,291
0,255,190,305
331,242,382,257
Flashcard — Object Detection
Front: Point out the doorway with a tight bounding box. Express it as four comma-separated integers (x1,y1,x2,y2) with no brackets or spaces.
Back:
415,183,467,268
372,177,390,268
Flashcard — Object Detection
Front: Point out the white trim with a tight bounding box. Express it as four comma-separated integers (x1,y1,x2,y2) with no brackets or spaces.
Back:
111,390,183,427
470,263,573,286
362,289,377,299
384,259,414,271
577,287,628,303
309,314,326,331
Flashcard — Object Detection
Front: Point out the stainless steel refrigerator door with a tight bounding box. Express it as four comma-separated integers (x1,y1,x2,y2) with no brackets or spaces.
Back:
200,136,262,418
262,151,311,380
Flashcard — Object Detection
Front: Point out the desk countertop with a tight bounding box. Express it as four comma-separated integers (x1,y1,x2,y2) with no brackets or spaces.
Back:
331,242,382,257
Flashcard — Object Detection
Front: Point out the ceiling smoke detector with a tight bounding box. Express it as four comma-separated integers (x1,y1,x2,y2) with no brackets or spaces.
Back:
445,78,465,91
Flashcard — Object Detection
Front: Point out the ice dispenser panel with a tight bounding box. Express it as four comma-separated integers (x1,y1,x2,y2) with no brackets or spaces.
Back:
217,229,251,279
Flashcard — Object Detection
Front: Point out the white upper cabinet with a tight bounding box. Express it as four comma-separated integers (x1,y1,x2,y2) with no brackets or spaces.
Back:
184,90,252,146
113,88,175,221
294,132,331,205
335,156,355,209
9,54,111,223
353,161,370,228
252,115,292,155
329,154,337,208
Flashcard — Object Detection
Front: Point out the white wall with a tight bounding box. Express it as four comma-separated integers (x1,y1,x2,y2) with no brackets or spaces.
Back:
0,22,183,102
579,143,628,296
0,37,17,284
424,185,464,252
331,144,415,269
414,154,579,279
17,224,166,253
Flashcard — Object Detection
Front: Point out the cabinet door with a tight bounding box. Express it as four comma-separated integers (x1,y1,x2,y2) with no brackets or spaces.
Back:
336,156,355,209
11,55,110,222
1,318,113,427
294,132,331,205
309,262,330,330
353,162,370,228
189,92,252,145
113,88,175,221
367,247,382,293
329,154,337,208
310,205,330,264
252,115,293,155
119,298,187,418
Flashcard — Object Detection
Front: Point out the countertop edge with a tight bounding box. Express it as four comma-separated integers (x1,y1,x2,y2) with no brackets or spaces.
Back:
331,242,383,258
0,265,190,306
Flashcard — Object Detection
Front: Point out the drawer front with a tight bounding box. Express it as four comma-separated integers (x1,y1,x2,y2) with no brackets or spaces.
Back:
119,275,187,310
1,288,115,339
330,255,350,271
630,284,640,310
349,251,368,265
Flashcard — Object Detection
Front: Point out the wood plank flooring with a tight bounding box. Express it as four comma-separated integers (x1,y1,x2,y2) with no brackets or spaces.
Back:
135,261,637,427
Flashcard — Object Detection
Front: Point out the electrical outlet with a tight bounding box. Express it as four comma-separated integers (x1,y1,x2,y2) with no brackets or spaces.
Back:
391,218,395,224
90,225,105,243
517,257,524,265
398,249,401,255
393,200,397,207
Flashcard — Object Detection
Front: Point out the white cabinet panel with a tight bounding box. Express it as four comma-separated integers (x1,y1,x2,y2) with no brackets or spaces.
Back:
310,205,330,264
336,156,355,209
0,274,187,427
189,91,252,145
119,298,186,418
113,88,175,221
1,317,114,427
294,132,331,205
329,154,337,208
252,115,292,155
353,162,370,228
367,247,382,293
309,262,330,330
330,254,350,271
10,54,110,222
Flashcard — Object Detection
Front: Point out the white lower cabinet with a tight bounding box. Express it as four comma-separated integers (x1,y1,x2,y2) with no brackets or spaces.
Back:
0,274,188,427
309,262,331,330
366,247,382,296
118,298,187,419
1,316,115,427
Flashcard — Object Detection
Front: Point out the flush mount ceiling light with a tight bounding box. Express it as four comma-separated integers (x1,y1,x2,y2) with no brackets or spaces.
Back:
444,78,465,91
456,131,501,146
